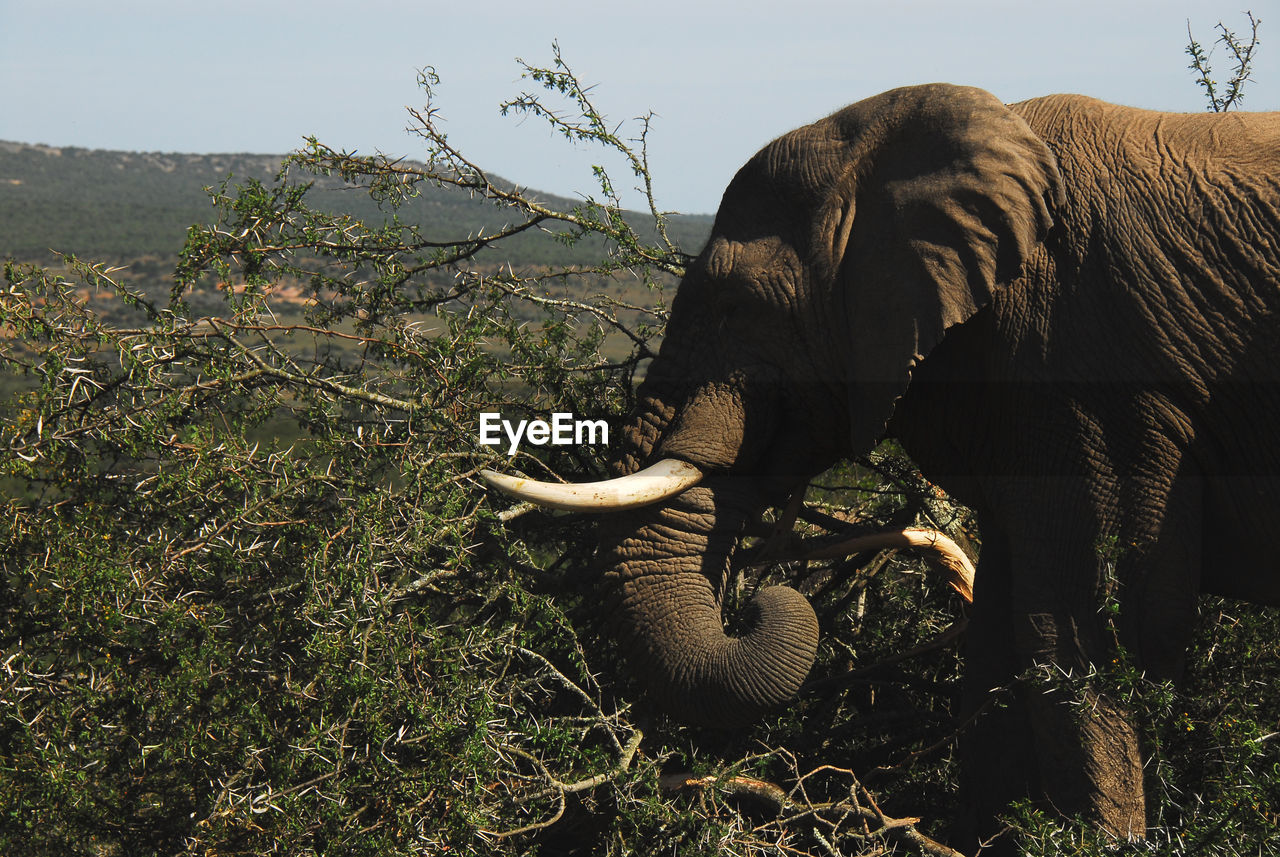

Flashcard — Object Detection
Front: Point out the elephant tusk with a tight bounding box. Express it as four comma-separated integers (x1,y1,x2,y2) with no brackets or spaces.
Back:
480,458,704,512
804,527,975,602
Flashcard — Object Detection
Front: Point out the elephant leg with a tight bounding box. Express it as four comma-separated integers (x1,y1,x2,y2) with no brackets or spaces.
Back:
1001,546,1146,844
1123,469,1203,683
956,523,1039,853
1019,666,1146,834
1001,470,1203,845
958,525,1148,854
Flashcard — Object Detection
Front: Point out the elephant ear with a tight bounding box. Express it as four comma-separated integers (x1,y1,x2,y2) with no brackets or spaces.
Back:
823,84,1064,453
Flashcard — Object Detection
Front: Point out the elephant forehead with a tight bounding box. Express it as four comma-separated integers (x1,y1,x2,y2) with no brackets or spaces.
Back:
754,126,846,191
715,126,845,231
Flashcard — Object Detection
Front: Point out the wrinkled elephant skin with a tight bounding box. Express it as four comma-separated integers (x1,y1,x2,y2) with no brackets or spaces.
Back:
580,85,1280,851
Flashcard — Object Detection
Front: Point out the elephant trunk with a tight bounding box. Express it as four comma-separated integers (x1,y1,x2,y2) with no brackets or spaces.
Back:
598,478,819,725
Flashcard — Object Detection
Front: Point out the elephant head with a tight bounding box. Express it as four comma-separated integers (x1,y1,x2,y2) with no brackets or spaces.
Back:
486,84,1062,725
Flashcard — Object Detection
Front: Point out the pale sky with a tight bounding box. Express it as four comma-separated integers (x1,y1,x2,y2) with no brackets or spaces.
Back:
2,0,1275,213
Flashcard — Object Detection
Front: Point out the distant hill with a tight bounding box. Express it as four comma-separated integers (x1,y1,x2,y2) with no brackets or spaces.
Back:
0,140,713,266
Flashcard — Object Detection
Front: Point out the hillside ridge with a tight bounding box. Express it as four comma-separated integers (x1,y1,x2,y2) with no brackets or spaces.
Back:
0,140,712,266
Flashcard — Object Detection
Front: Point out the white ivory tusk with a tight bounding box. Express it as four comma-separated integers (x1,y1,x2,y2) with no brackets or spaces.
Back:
804,527,976,602
481,458,704,512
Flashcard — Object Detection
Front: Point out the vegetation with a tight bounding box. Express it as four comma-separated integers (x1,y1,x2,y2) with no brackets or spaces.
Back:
1,27,1277,857
1186,11,1262,112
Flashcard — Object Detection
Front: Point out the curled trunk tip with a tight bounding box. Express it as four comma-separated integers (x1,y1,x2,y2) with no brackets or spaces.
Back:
603,483,821,726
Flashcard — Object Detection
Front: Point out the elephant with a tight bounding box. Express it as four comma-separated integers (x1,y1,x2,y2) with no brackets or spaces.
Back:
483,83,1280,850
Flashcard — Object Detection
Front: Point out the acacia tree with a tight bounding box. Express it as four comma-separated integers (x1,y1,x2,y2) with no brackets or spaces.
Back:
2,39,1278,857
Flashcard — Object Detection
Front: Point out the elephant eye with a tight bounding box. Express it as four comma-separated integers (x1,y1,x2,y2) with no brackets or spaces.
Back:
716,294,766,338
714,288,750,324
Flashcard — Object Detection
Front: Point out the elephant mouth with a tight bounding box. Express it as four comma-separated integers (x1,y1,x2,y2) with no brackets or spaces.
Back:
479,461,973,602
